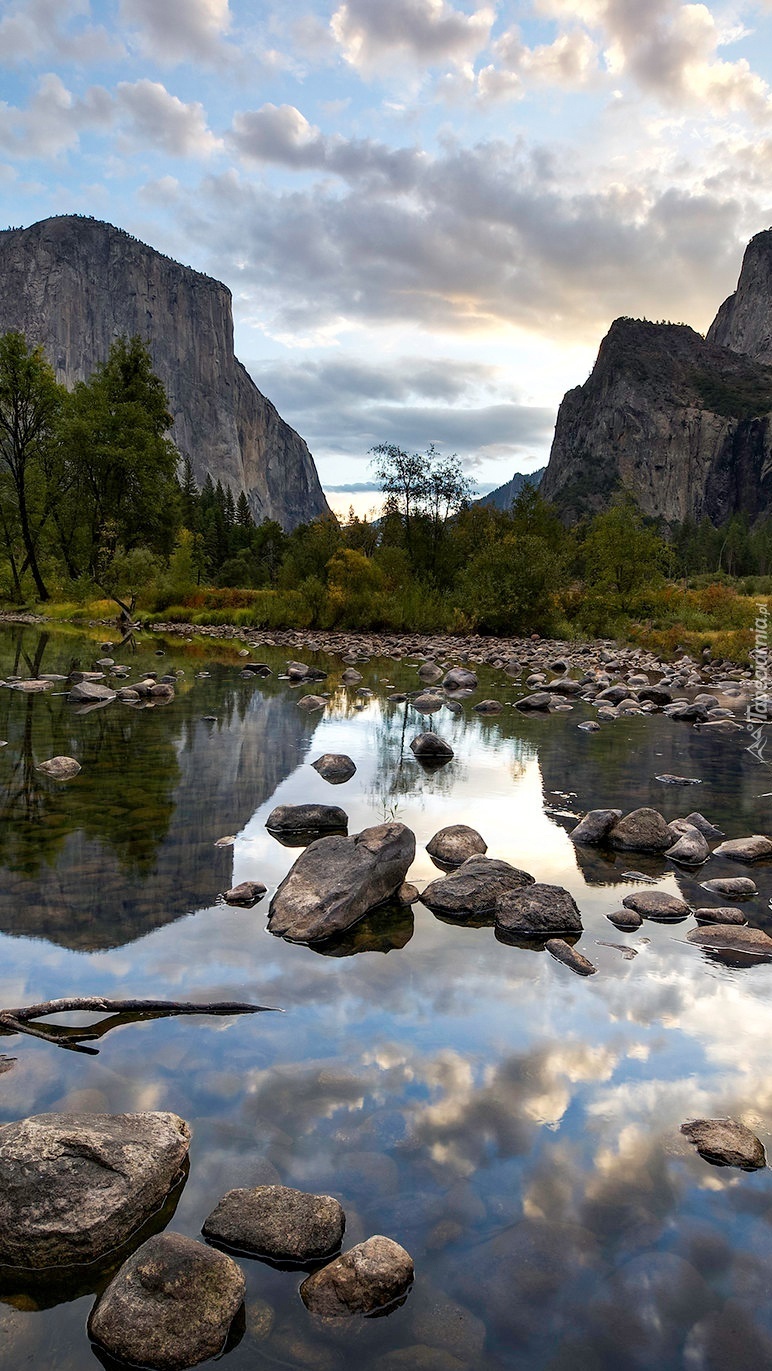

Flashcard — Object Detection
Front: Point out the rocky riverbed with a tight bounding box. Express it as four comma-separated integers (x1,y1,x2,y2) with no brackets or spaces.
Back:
0,621,769,1371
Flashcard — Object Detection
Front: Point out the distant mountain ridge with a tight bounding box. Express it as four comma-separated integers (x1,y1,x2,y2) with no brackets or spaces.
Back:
541,231,772,524
476,468,546,509
0,215,331,529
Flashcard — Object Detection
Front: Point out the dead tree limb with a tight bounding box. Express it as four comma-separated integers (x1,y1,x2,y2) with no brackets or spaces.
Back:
0,997,280,1056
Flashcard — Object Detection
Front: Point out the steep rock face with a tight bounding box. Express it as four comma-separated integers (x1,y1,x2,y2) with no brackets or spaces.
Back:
707,230,772,364
0,216,331,528
540,318,772,522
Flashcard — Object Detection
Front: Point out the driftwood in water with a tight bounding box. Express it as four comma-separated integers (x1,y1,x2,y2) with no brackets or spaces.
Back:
0,996,279,1056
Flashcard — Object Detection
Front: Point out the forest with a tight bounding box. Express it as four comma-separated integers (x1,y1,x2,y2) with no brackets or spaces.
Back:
0,330,768,662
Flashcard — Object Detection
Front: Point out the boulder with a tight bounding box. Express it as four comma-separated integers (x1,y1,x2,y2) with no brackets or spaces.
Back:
442,668,477,691
68,681,116,704
700,877,757,898
418,663,444,684
684,812,724,839
693,906,746,925
268,823,416,943
713,835,772,863
495,884,583,936
545,939,596,975
569,809,622,846
606,908,643,930
297,694,327,711
410,733,454,762
412,692,445,713
515,692,551,712
202,1184,344,1263
608,808,671,852
473,699,503,713
622,890,691,920
300,1236,414,1318
0,1112,190,1268
311,754,356,785
266,804,348,835
341,668,363,684
223,881,267,906
664,824,709,865
687,925,772,955
426,825,487,867
681,1118,766,1170
36,756,81,781
88,1232,245,1371
421,857,534,921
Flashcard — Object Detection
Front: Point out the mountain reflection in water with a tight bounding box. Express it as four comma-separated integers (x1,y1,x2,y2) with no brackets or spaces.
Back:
0,625,769,1371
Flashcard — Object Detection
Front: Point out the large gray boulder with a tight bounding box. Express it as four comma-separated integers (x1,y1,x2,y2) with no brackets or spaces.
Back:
681,1118,766,1170
202,1184,344,1263
494,884,583,936
421,857,534,921
88,1232,245,1370
569,809,622,846
0,1112,190,1268
300,1236,414,1318
443,668,478,691
311,754,356,784
426,825,487,867
608,808,672,852
266,804,348,835
268,823,416,943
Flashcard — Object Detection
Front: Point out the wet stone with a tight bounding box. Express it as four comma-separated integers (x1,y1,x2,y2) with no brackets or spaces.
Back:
421,857,534,921
300,1235,414,1318
266,804,348,835
223,881,267,906
606,908,643,930
88,1232,245,1371
546,939,597,976
311,753,356,784
681,1118,766,1170
701,877,758,899
608,808,672,852
202,1184,345,1263
714,835,772,863
426,825,487,867
694,906,747,925
411,732,454,761
495,883,583,936
36,756,81,781
570,809,622,846
687,925,772,956
622,890,691,920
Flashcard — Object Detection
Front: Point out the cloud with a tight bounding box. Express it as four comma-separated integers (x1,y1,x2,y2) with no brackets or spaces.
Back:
533,0,772,118
115,81,220,158
244,353,553,463
330,0,495,74
0,0,123,66
119,0,233,65
228,103,425,189
478,24,602,101
0,74,113,159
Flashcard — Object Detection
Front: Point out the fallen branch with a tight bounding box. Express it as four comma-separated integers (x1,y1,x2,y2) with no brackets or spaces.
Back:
0,997,280,1056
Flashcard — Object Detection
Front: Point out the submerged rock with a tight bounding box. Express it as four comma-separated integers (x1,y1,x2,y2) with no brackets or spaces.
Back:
693,906,746,925
223,881,267,906
300,1236,414,1318
713,835,772,863
421,857,534,921
608,808,672,852
88,1232,245,1371
569,809,622,846
495,884,583,936
36,756,81,781
426,825,487,867
268,823,416,943
700,877,757,899
297,694,327,712
515,692,551,712
202,1184,344,1263
686,925,772,955
311,754,357,784
442,668,478,691
622,890,691,920
410,733,454,762
0,1111,190,1268
545,939,597,975
681,1118,766,1170
606,908,643,930
266,804,348,835
69,680,116,704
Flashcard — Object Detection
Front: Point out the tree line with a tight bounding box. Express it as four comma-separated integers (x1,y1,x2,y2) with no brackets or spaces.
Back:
1,329,770,639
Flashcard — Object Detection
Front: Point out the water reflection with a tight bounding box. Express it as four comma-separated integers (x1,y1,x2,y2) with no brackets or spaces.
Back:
0,627,769,1370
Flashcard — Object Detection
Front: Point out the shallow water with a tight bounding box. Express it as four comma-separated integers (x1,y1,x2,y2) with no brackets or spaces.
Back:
0,624,771,1371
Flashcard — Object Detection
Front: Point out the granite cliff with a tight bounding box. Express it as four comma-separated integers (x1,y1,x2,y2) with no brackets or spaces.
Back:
0,215,331,529
542,232,772,523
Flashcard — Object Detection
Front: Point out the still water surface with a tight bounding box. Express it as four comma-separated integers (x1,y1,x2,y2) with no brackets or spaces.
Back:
0,624,770,1371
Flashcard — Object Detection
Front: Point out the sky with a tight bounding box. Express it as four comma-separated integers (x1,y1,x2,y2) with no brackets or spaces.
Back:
3,0,772,517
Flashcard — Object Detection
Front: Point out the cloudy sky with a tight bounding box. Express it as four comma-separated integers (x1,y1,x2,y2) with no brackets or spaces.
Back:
3,0,772,513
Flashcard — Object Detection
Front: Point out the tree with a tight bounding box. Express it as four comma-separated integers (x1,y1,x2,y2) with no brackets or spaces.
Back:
581,494,666,597
370,442,474,568
60,336,180,608
457,533,561,634
0,332,66,600
370,443,429,556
